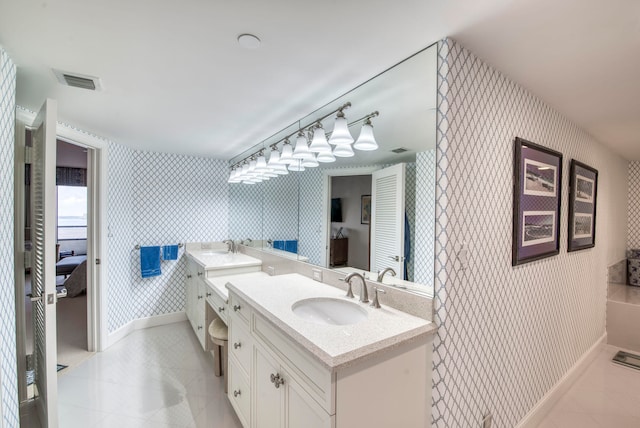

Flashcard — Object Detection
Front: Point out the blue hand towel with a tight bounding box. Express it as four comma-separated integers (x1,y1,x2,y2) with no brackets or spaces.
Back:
140,246,161,278
273,240,285,250
162,245,179,261
284,240,298,254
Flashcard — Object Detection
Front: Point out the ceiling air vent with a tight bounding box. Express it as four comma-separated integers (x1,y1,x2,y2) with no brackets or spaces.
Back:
391,147,409,154
52,69,102,91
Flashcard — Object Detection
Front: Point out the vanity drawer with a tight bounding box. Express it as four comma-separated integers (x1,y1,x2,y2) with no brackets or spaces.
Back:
252,311,334,414
229,294,250,327
229,319,252,377
206,285,228,323
228,359,251,428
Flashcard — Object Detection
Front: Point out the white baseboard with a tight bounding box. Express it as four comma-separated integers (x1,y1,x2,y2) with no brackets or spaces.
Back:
515,332,607,428
106,311,187,349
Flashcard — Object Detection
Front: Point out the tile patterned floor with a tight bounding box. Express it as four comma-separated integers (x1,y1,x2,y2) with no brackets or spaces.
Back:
537,344,640,428
21,321,242,428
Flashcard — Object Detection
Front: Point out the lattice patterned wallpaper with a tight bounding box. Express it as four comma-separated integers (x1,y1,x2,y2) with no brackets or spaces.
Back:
432,38,628,427
628,162,640,250
107,145,229,332
0,46,18,428
414,150,436,287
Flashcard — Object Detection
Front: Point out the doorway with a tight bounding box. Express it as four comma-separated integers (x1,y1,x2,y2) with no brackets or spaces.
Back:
329,175,372,270
14,119,104,408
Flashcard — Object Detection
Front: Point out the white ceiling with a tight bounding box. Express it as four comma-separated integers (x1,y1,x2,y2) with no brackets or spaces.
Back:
1,0,638,161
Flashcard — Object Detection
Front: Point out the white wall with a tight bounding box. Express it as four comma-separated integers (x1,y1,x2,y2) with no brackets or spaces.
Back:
628,161,640,251
432,38,629,428
0,45,19,428
106,143,229,333
331,175,372,270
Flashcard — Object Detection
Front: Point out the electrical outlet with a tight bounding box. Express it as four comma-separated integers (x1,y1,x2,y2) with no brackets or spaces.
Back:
312,268,323,282
482,413,492,428
266,266,275,276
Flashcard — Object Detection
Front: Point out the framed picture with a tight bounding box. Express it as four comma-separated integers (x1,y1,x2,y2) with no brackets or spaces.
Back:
568,159,598,251
512,137,563,266
361,195,371,224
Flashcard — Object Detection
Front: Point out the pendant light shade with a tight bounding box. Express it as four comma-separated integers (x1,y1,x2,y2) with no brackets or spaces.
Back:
316,151,336,163
255,153,269,171
329,111,354,146
302,154,319,168
292,131,313,160
280,140,294,164
308,125,331,153
333,143,355,157
353,119,378,151
268,149,289,175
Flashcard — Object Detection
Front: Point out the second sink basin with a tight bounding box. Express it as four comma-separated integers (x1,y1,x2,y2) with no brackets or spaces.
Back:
291,297,368,326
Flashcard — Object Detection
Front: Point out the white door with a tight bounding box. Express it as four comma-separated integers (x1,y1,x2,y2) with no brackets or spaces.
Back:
370,163,406,278
30,99,59,427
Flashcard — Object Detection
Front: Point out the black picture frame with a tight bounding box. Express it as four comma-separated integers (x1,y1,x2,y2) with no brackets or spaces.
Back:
512,137,563,266
568,159,598,252
361,195,371,225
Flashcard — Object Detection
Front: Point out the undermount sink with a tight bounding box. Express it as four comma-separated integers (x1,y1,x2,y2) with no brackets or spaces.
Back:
291,297,368,326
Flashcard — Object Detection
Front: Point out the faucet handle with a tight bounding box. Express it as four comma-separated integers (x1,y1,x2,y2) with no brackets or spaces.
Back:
340,277,355,298
370,287,386,309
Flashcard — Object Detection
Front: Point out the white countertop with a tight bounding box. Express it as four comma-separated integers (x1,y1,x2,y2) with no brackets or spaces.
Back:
186,249,262,271
225,273,436,370
205,271,271,300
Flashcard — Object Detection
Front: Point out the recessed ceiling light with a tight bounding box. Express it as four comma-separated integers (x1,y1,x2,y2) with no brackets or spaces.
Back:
237,33,261,49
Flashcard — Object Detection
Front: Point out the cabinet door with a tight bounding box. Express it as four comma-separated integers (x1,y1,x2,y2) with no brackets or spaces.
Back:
285,373,333,428
254,346,282,428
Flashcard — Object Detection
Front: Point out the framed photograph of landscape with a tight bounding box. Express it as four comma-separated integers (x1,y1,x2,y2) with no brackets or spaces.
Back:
512,137,563,266
568,159,598,252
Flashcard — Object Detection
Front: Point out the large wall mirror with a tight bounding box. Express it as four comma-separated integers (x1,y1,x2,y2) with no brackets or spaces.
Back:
229,44,437,296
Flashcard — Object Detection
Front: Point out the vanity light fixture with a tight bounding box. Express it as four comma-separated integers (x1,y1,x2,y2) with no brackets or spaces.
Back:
228,101,380,184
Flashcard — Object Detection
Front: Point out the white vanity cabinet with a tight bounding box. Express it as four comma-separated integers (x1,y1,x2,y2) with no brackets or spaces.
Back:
185,258,208,350
227,288,432,428
184,249,262,352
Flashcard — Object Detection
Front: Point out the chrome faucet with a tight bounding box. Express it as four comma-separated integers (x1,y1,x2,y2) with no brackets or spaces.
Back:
243,238,253,246
377,267,396,283
344,272,369,303
223,239,236,254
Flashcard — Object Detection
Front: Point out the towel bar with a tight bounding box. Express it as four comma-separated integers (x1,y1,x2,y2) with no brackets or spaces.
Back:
134,243,184,250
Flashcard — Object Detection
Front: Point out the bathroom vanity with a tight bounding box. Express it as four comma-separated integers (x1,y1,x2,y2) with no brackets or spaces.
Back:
184,245,262,349
225,273,435,428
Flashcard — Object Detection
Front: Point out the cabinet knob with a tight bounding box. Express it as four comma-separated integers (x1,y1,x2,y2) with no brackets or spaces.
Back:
197,272,203,276
206,292,212,297
233,342,241,349
270,373,285,389
197,295,203,300
218,306,225,312
187,274,192,279
233,390,241,397
233,304,241,312
197,325,202,330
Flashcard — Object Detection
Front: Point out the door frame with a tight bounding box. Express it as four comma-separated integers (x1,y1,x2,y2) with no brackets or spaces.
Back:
320,166,379,268
15,109,108,363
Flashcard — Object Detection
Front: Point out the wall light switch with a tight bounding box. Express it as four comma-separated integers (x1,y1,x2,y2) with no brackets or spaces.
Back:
312,268,323,282
266,266,275,276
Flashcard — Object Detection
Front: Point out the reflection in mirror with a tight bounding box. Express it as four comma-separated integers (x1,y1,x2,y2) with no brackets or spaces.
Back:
228,44,437,295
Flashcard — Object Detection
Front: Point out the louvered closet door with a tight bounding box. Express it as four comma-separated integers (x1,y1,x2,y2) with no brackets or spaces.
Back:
370,163,406,278
31,99,59,427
